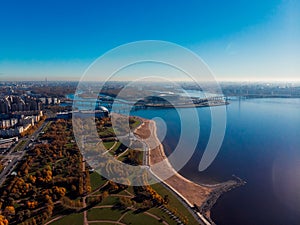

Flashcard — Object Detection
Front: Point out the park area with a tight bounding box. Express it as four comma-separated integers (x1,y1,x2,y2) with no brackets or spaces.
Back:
0,116,198,225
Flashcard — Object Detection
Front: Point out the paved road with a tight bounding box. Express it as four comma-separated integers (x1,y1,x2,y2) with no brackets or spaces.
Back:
0,120,50,187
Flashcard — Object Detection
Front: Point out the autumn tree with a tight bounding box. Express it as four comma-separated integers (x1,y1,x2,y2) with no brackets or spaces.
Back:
0,214,8,225
3,206,15,220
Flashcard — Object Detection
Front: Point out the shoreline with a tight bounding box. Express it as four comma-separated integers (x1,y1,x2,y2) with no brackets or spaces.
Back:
134,118,245,224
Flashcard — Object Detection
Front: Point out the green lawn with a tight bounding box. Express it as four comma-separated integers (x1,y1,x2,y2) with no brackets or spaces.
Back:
110,142,121,155
87,223,119,225
148,207,178,225
151,182,199,225
87,208,125,221
103,141,115,150
117,188,134,196
117,149,128,161
130,118,142,130
97,196,119,206
136,150,143,165
49,213,83,225
120,211,162,225
117,149,142,165
90,172,107,191
99,127,116,137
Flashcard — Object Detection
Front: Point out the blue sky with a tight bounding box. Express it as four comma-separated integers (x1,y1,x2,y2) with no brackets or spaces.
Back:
0,0,299,81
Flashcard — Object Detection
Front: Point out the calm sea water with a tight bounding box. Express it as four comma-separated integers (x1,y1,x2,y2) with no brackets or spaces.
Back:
131,98,300,225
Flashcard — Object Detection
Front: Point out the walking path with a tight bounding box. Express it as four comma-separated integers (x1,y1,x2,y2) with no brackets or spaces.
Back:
101,141,118,155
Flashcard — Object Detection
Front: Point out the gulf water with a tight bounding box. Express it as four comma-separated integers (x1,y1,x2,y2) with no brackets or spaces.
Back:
131,98,300,225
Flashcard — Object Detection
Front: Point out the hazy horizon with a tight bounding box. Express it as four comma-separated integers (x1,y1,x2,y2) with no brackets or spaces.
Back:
2,78,300,84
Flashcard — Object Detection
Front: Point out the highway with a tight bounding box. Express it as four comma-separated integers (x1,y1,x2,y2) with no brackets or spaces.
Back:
0,119,50,187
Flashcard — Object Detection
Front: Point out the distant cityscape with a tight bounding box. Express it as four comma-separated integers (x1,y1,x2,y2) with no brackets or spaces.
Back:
0,81,75,140
1,80,300,146
0,95,55,138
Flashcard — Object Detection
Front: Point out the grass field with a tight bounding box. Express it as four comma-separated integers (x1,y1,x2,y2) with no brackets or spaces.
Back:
97,196,119,206
103,141,115,150
99,127,116,137
130,119,142,130
46,165,198,225
148,207,178,225
49,213,83,225
90,172,107,191
151,183,198,224
85,223,119,225
120,211,162,225
112,141,121,151
87,208,124,221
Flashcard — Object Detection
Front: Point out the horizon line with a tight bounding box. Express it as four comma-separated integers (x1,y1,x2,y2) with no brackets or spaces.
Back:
1,79,300,83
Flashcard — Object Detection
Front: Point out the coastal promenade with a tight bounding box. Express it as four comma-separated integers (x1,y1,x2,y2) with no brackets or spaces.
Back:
134,119,213,225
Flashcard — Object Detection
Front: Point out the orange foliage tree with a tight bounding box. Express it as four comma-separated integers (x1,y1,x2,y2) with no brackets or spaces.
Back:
0,214,8,225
